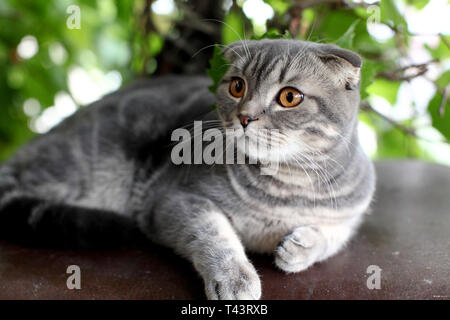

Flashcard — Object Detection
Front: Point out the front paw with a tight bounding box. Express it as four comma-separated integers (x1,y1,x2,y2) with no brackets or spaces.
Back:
275,226,325,273
205,259,261,300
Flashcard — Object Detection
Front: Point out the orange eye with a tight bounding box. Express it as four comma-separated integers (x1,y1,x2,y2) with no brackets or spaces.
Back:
278,87,304,108
229,78,246,98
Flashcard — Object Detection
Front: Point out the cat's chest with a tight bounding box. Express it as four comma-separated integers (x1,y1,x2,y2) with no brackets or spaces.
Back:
223,198,358,253
202,165,360,253
227,206,301,253
222,198,333,253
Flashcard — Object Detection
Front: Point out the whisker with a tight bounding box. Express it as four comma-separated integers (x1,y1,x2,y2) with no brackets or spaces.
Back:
201,19,251,60
192,44,243,61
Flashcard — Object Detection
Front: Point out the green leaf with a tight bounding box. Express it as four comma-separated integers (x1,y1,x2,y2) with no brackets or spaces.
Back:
222,7,245,45
251,28,291,40
375,126,424,158
360,59,385,100
148,32,164,56
263,0,290,16
425,36,450,60
435,70,450,92
335,20,360,49
366,78,401,105
206,46,230,94
428,92,450,141
380,0,407,30
406,0,429,10
310,10,359,43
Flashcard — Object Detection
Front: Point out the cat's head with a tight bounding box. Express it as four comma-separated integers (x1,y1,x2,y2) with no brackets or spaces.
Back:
215,39,362,164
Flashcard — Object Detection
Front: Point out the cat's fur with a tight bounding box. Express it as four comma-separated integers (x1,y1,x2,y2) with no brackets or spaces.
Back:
0,40,375,299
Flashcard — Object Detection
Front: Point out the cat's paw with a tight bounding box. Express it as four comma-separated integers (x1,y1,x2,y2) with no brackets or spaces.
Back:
205,259,261,300
274,226,326,273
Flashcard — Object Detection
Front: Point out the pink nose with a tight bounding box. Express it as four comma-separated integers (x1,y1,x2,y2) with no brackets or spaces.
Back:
239,115,250,127
238,114,258,128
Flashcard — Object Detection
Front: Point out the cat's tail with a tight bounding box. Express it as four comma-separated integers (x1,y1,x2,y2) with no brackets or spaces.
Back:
0,168,145,249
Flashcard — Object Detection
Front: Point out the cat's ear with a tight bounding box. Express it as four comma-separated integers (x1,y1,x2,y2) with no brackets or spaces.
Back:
316,44,362,90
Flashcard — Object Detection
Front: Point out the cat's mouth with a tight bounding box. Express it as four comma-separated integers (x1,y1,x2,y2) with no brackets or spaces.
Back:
234,127,295,164
220,118,306,165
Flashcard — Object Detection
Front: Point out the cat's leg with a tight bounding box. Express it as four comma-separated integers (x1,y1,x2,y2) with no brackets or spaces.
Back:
274,217,362,273
138,192,261,300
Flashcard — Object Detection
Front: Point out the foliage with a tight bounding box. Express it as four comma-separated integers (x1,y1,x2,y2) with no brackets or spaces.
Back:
206,46,229,94
0,0,449,165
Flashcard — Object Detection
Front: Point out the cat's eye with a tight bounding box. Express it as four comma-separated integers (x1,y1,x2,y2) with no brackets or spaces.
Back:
229,77,246,98
277,87,304,108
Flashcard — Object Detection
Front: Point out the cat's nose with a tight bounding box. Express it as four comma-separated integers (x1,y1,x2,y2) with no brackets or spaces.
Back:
238,114,258,128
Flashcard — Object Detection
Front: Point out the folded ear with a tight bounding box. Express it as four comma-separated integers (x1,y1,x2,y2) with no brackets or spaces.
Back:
316,44,362,90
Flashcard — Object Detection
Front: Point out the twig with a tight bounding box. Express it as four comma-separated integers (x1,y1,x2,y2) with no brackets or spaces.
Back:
174,0,218,36
292,0,338,10
376,60,437,82
360,101,450,145
139,0,156,75
287,0,379,38
291,0,378,9
360,101,415,135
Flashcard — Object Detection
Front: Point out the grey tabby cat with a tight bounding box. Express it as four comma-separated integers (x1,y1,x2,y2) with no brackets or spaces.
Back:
0,39,375,299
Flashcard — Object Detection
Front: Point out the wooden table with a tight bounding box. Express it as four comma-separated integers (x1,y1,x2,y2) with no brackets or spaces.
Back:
0,160,449,299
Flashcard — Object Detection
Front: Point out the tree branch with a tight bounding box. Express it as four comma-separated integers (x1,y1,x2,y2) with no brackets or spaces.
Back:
174,0,219,36
376,60,438,82
291,0,378,10
360,101,450,145
360,101,416,135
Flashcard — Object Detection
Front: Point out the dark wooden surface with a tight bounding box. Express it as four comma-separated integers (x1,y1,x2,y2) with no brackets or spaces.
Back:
0,160,449,299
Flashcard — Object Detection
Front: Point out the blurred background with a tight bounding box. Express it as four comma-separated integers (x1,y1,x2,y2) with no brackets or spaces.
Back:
0,0,449,165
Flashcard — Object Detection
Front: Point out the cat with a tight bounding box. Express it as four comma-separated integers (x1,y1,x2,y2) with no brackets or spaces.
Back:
0,39,375,300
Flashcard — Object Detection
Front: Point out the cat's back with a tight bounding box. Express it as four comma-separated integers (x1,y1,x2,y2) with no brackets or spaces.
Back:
0,75,215,212
7,75,214,162
51,75,214,139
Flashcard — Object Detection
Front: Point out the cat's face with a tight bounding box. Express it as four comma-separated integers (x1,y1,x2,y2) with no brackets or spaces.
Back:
215,39,362,164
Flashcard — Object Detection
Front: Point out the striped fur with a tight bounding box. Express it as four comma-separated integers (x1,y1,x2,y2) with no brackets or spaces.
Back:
0,40,375,300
